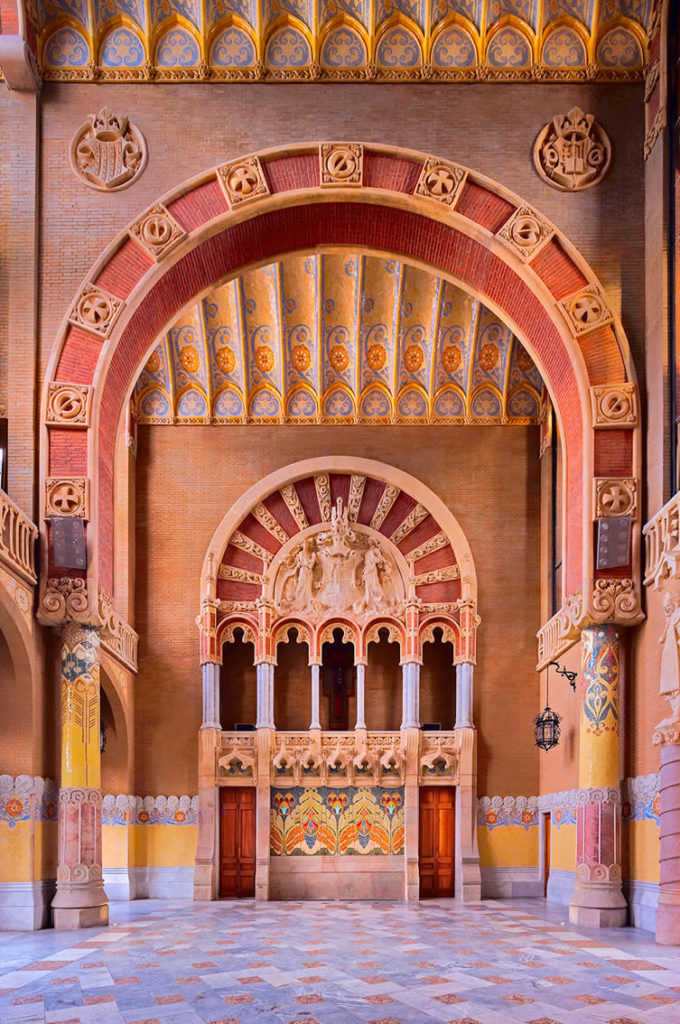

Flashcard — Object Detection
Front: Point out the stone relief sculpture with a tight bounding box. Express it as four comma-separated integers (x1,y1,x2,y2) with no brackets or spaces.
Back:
70,108,147,192
274,498,404,619
533,107,611,191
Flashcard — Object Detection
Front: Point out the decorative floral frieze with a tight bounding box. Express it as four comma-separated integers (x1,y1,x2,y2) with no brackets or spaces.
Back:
621,774,660,825
477,795,539,830
0,775,58,828
102,794,198,826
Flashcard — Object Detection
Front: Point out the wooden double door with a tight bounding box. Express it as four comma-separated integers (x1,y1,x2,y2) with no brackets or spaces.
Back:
419,786,455,898
219,786,255,898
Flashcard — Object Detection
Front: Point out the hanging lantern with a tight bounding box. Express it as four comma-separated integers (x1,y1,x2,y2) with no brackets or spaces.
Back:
534,660,564,751
534,705,562,751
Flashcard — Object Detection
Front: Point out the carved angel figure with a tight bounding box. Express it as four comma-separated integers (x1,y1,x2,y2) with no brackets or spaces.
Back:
360,540,393,612
279,539,316,613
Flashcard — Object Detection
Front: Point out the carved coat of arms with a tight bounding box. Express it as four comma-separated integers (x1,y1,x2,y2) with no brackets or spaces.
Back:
273,499,404,620
533,107,611,192
70,108,147,192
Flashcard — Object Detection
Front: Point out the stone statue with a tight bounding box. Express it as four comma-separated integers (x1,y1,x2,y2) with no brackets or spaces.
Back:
273,498,404,618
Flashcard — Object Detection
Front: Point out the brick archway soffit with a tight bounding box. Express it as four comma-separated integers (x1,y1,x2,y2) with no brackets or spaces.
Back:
41,141,640,609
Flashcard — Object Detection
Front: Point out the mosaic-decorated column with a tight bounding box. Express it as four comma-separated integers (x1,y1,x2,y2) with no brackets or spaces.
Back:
201,663,221,730
569,624,626,927
355,663,367,730
309,663,321,730
401,662,420,729
52,623,108,928
455,662,474,729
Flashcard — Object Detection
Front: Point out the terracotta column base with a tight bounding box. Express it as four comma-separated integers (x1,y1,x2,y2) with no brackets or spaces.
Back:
657,741,680,943
569,881,627,928
52,787,108,929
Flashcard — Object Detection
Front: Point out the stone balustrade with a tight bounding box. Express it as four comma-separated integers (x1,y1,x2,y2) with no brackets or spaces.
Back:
644,490,680,590
0,488,37,586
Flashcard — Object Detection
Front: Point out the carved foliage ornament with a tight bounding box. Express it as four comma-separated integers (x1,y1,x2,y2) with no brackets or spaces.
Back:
45,477,89,519
533,107,611,191
129,203,185,261
558,283,613,337
70,108,147,192
46,383,91,427
68,284,123,339
594,477,638,520
217,155,270,206
320,143,363,187
415,157,467,207
590,383,638,428
497,205,554,261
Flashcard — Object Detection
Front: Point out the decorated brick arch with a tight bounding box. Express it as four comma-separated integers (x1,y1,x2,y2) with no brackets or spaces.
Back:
40,141,642,662
198,456,478,671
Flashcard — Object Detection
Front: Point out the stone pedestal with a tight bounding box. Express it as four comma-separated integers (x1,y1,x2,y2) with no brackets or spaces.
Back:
569,624,626,928
52,622,108,929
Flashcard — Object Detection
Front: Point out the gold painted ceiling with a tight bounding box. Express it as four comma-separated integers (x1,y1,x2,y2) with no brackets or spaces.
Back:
33,0,652,82
132,252,545,426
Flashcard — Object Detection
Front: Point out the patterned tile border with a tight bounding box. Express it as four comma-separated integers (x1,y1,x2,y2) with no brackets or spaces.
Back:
102,795,198,826
0,776,58,828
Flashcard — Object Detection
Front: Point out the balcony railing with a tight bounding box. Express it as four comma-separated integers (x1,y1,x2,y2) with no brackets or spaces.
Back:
217,729,460,786
0,489,37,586
643,491,680,590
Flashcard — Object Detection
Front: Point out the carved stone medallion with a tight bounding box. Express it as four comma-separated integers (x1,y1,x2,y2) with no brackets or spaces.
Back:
273,499,404,620
533,107,611,192
70,108,147,192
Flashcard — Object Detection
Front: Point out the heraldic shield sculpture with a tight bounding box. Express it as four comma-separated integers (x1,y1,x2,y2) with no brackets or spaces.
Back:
533,106,611,192
273,498,405,620
70,108,148,192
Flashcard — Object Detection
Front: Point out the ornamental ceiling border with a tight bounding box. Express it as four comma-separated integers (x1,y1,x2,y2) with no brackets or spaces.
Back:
29,3,651,84
40,140,641,650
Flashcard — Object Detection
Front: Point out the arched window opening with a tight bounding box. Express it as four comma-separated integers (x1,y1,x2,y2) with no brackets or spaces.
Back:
321,628,355,731
365,627,401,732
221,628,256,731
420,628,455,731
274,628,309,731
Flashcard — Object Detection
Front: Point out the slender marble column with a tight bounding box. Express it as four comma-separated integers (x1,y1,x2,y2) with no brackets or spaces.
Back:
201,662,221,730
569,624,626,928
310,664,321,730
401,662,420,729
455,662,474,729
256,662,275,729
355,664,367,729
52,623,108,929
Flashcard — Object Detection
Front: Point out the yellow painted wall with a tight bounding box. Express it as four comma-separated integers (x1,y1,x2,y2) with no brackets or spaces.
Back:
550,823,575,872
0,821,33,882
622,819,660,885
131,825,198,867
102,824,129,868
477,826,538,868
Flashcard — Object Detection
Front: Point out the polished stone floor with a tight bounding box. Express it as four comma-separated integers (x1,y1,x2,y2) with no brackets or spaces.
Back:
0,898,679,1024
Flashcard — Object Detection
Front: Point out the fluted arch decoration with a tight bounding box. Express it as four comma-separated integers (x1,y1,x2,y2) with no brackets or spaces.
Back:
40,141,642,667
35,1,653,81
198,456,477,667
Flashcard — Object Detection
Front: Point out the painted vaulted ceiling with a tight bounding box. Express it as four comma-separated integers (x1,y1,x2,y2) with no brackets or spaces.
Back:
30,0,652,82
132,252,545,426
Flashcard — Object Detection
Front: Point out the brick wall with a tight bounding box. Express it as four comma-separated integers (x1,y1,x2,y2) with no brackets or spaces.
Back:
134,423,541,796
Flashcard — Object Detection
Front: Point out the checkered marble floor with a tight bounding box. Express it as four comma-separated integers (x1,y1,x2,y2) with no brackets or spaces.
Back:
1,898,679,1024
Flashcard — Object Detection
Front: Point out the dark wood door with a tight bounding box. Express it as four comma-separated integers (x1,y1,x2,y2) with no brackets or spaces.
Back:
419,786,455,898
543,812,551,897
219,786,255,898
